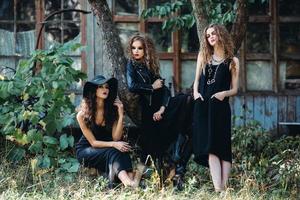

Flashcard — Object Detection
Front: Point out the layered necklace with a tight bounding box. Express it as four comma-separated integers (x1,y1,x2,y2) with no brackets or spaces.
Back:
206,55,225,85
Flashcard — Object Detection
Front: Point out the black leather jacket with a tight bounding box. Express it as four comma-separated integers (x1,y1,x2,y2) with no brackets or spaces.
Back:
126,60,170,107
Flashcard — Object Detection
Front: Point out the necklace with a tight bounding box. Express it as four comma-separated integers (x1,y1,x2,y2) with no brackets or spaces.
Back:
212,55,225,64
206,63,221,85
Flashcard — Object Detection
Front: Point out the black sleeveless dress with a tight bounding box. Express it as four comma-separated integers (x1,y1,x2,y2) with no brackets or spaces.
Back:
75,124,132,183
193,59,232,167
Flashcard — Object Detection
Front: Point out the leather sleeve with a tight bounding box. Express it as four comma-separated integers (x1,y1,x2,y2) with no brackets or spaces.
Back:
162,85,171,107
126,61,154,94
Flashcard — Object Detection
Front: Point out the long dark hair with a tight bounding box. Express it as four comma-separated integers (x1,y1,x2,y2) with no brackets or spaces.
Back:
79,85,117,130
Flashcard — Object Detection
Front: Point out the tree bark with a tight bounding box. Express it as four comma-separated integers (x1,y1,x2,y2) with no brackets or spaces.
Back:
230,0,247,53
191,0,209,45
88,0,141,125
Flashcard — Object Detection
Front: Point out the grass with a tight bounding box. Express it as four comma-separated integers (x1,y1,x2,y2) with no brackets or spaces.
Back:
0,133,298,200
0,157,294,200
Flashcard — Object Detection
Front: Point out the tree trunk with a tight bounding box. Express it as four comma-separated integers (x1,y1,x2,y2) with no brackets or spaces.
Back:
88,0,141,125
230,0,247,53
191,0,209,45
191,0,247,53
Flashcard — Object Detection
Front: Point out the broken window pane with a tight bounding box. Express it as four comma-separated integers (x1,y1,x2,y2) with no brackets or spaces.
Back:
63,0,81,21
280,61,300,90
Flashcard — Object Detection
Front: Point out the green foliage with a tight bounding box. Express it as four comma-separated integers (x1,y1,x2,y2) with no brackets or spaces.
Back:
142,0,266,32
232,121,300,193
141,0,236,31
0,41,86,175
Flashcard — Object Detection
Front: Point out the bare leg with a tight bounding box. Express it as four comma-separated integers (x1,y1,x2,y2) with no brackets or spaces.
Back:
209,154,223,191
118,164,145,188
221,160,231,189
117,170,135,187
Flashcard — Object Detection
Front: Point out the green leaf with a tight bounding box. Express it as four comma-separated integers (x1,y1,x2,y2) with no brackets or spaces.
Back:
59,134,68,150
7,147,25,162
43,136,58,145
38,155,51,168
28,141,43,154
68,162,80,173
52,81,58,89
68,136,74,148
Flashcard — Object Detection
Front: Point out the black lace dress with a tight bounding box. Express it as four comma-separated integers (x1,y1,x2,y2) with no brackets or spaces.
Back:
193,59,232,167
76,124,132,183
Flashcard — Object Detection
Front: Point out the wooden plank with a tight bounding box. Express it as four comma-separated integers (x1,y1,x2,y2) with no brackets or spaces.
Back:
248,16,271,23
245,95,254,125
246,53,272,60
278,96,287,134
173,30,180,91
80,0,87,74
233,96,245,127
296,96,300,122
254,96,265,129
287,96,296,121
264,96,278,132
86,3,96,79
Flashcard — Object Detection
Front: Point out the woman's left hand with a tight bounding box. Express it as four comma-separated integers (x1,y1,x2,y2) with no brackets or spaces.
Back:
211,91,227,101
114,98,124,116
153,106,165,121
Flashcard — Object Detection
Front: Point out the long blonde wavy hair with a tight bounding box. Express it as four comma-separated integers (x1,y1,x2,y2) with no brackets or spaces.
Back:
199,24,236,73
126,34,160,76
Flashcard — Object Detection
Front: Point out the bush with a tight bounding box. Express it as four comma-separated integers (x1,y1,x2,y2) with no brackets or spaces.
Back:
0,41,86,175
231,120,300,195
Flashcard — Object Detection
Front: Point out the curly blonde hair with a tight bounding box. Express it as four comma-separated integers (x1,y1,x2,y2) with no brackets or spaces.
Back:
199,24,236,72
126,34,160,76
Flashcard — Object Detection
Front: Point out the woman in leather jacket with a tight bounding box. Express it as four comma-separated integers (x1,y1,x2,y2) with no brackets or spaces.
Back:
126,34,193,187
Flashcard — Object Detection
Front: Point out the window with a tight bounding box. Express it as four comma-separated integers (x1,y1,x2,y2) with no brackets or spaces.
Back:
0,0,86,87
0,0,37,79
243,0,300,92
278,0,300,90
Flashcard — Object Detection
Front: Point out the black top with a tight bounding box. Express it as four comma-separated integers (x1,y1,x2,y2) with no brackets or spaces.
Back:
126,59,170,108
76,124,113,149
199,59,232,101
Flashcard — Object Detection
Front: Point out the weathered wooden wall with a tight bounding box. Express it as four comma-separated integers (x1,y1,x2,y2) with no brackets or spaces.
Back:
231,95,300,134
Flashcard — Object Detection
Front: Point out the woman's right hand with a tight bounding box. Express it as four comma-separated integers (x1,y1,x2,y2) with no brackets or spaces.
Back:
193,91,204,101
152,79,163,90
113,141,132,152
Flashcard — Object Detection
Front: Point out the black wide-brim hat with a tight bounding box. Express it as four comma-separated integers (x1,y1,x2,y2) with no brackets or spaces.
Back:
83,75,118,100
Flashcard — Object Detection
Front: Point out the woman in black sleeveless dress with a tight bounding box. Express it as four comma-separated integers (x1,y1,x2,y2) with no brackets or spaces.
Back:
193,24,240,192
76,75,144,188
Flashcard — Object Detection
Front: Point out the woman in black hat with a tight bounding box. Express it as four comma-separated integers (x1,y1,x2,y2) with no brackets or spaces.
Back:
75,75,144,188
